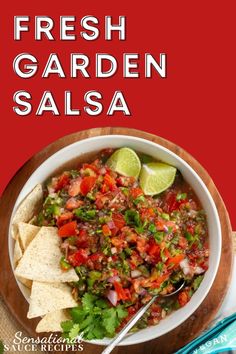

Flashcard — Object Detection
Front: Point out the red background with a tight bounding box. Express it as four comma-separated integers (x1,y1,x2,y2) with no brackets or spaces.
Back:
1,1,235,228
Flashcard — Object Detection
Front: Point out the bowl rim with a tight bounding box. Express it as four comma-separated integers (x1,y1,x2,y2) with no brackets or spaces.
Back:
8,134,222,346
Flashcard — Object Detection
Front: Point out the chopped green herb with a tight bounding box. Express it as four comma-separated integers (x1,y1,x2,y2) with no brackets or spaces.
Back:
148,224,157,233
161,213,170,221
74,207,96,221
154,231,164,244
124,210,141,227
62,293,128,340
176,193,187,201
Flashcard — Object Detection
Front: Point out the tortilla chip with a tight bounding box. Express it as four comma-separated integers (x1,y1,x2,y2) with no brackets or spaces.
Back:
36,310,70,333
18,222,40,251
17,276,32,289
11,184,43,239
27,282,77,319
13,238,23,267
15,227,78,283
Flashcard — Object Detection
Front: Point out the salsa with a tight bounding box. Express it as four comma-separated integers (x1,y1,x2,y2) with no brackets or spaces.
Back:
36,148,209,338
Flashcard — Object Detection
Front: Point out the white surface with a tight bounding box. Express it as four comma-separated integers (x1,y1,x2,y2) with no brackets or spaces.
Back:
8,135,222,346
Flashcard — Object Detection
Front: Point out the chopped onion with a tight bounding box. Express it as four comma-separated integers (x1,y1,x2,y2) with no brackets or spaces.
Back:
107,220,116,229
131,270,142,278
108,275,120,283
100,167,107,175
180,258,192,275
107,290,118,306
195,266,204,274
163,225,169,233
111,247,117,254
139,288,147,296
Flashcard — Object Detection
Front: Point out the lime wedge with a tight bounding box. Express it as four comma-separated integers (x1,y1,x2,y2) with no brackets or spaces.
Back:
106,148,141,178
139,162,177,195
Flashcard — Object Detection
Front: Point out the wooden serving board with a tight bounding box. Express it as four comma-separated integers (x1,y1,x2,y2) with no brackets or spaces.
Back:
0,127,233,354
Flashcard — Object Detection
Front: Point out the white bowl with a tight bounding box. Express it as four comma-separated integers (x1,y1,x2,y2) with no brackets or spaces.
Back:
8,135,222,345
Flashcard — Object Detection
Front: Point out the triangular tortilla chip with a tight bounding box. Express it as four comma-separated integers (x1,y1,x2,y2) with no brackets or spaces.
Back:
15,227,78,283
36,310,70,333
11,184,43,239
18,222,40,250
17,276,32,289
27,282,77,319
13,238,23,267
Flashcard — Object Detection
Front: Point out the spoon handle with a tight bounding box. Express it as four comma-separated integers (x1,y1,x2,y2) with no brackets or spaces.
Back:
101,296,157,354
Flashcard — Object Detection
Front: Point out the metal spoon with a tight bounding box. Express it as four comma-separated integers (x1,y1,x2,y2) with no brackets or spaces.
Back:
101,281,185,354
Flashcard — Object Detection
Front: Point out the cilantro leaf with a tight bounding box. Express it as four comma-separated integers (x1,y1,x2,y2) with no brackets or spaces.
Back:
61,292,128,340
69,324,80,339
82,293,98,311
61,320,74,332
116,305,128,320
102,308,119,335
70,306,87,323
124,210,141,227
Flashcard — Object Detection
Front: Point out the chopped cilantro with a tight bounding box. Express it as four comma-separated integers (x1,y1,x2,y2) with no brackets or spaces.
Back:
148,224,157,233
176,193,187,201
62,292,128,340
133,195,145,205
124,210,141,227
161,213,170,221
153,231,164,243
74,207,96,221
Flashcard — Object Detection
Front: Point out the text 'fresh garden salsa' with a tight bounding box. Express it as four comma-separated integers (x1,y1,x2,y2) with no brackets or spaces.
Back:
36,148,209,340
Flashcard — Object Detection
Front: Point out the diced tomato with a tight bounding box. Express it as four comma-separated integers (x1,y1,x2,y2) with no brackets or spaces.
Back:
110,226,119,236
76,229,88,248
140,208,155,221
54,173,70,192
165,192,179,212
57,212,74,226
112,255,118,262
130,251,143,266
68,177,81,197
113,281,130,301
95,193,109,209
187,225,195,235
179,236,188,249
164,248,171,259
112,213,125,229
150,273,170,289
104,174,116,190
165,192,188,213
111,237,126,248
166,254,184,268
68,249,88,267
178,291,189,307
155,220,165,231
82,163,99,174
130,188,143,199
65,198,84,210
101,183,109,193
116,176,135,187
80,176,97,196
126,232,138,243
58,221,77,237
148,239,160,257
127,306,136,315
89,252,104,262
102,224,111,236
137,237,148,253
150,303,162,314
